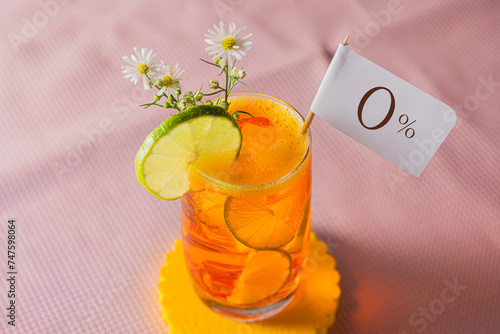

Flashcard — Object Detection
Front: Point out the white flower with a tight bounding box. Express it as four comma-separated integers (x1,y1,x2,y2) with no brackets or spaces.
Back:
155,63,186,97
121,47,162,90
205,21,252,67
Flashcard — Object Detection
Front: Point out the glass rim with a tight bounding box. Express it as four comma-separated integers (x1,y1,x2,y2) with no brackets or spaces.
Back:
192,92,311,192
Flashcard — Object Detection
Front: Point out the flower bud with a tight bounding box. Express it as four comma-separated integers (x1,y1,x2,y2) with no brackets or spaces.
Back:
184,91,193,100
163,102,169,108
209,79,219,89
154,95,160,102
219,101,229,110
230,68,246,80
167,95,175,104
177,100,186,110
213,57,222,66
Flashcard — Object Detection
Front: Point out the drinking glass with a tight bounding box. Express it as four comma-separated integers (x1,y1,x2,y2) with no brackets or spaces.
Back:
181,93,312,321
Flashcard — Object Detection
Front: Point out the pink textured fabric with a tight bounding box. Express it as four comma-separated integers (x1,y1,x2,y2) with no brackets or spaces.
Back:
1,0,499,333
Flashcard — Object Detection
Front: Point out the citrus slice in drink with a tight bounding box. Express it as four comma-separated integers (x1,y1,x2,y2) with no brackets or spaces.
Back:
135,105,242,200
224,196,295,249
227,249,292,305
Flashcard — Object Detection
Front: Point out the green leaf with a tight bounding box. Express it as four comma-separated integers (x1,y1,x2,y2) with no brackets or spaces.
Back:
233,110,254,118
140,103,153,109
199,58,220,68
232,77,246,86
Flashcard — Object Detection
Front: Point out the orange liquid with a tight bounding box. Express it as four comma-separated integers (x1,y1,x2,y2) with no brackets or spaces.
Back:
181,94,311,312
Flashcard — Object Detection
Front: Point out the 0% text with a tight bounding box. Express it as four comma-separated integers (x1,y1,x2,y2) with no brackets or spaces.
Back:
357,86,417,139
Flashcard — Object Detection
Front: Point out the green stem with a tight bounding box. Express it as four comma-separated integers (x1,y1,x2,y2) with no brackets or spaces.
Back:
203,89,225,96
227,78,235,95
224,65,229,105
163,93,176,103
146,74,161,90
233,110,254,118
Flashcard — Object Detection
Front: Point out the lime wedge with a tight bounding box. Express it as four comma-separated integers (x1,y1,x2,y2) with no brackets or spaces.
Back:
227,249,292,305
135,105,242,200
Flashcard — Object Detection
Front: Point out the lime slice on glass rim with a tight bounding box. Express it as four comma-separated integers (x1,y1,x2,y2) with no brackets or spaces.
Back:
135,105,242,200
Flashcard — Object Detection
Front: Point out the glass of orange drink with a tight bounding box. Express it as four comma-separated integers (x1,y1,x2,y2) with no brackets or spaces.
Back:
181,93,311,321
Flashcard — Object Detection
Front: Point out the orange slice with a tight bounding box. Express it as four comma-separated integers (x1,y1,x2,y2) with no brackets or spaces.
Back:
224,197,295,249
227,249,291,305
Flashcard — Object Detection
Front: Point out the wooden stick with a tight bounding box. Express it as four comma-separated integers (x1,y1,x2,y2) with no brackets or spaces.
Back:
301,34,349,135
301,111,315,135
342,34,350,46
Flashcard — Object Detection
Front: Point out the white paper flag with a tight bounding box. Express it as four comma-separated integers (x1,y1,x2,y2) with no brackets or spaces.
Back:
311,43,456,177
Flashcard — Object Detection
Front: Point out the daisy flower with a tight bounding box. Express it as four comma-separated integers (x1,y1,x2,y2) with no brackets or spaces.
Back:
121,47,162,90
155,63,186,97
205,21,252,67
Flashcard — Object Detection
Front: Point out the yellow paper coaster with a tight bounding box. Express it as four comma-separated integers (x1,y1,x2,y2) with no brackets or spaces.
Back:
158,232,341,334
